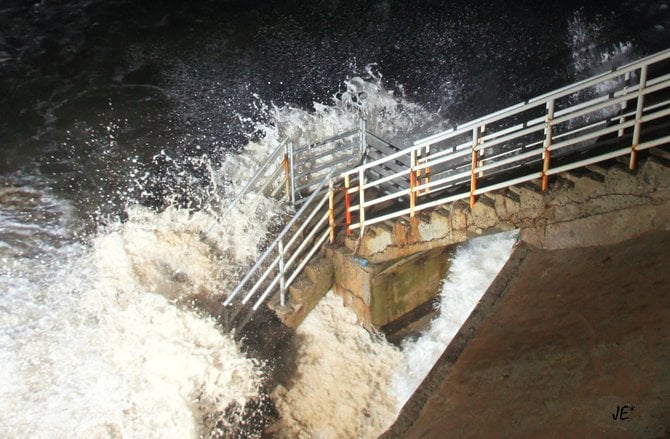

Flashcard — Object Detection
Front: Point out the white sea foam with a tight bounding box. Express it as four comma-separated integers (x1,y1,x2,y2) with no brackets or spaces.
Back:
392,230,518,406
269,291,403,439
0,222,266,438
268,231,518,438
1,75,443,437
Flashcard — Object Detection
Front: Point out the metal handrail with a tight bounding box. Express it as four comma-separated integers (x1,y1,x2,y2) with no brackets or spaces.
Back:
223,169,335,309
221,139,288,217
413,48,670,148
337,48,670,236
222,48,670,322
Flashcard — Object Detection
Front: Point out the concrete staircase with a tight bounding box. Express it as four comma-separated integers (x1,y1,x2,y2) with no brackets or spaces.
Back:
320,148,669,328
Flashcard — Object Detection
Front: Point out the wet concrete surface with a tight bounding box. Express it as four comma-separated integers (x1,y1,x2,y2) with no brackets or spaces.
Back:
383,230,670,438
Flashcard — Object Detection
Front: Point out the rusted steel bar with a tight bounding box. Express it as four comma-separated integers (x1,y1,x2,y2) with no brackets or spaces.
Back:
542,99,555,192
282,152,291,201
631,65,648,170
470,126,479,208
344,174,352,235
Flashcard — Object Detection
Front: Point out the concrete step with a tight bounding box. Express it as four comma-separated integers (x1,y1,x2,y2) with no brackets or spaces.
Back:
585,163,608,177
303,254,335,289
478,192,496,209
499,188,521,204
564,167,606,183
289,276,316,303
545,175,575,192
649,146,670,166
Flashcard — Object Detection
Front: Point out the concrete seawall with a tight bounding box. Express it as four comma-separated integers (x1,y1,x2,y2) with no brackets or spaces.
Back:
382,227,670,438
274,151,669,332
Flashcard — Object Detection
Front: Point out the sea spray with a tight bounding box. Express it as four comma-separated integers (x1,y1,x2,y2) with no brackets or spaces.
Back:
392,231,518,406
269,292,402,439
0,237,266,438
269,232,518,438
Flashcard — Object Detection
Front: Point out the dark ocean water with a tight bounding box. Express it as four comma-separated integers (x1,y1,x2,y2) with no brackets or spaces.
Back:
1,0,668,216
0,1,668,436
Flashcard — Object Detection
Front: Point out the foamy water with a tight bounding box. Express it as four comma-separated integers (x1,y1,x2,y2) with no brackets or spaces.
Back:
268,232,517,438
392,231,518,406
0,75,440,438
0,16,638,434
0,215,266,438
269,292,402,439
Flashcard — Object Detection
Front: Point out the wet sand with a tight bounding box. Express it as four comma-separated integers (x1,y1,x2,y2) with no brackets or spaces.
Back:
383,230,670,438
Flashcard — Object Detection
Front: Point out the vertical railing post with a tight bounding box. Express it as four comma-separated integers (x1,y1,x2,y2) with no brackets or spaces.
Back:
328,178,336,243
344,174,352,235
416,147,422,189
424,144,431,194
469,126,480,208
283,143,291,202
478,125,486,178
618,71,631,138
410,149,417,217
288,141,297,205
631,65,648,170
542,98,555,192
278,240,286,307
358,168,366,236
359,116,367,158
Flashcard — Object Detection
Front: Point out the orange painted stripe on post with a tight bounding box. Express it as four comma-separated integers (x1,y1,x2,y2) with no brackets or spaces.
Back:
344,176,352,236
541,149,550,192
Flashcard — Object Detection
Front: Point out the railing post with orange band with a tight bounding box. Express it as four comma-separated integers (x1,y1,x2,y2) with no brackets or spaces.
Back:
469,126,480,208
631,65,647,170
542,98,555,192
344,174,352,236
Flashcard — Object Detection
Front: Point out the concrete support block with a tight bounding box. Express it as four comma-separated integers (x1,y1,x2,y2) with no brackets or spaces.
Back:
327,244,455,328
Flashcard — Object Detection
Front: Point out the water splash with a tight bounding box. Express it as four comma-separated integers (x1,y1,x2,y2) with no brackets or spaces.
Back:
1,74,446,437
567,10,634,80
269,292,402,439
0,237,266,438
392,231,518,406
267,232,518,438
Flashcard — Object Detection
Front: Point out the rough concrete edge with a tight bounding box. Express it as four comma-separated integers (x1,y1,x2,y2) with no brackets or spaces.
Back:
380,201,670,437
520,200,670,250
380,241,533,438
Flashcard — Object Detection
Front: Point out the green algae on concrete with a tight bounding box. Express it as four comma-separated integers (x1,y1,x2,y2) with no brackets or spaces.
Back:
370,246,454,327
328,245,455,328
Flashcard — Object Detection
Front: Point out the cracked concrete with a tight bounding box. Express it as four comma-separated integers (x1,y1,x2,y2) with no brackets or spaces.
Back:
344,156,670,263
383,230,670,438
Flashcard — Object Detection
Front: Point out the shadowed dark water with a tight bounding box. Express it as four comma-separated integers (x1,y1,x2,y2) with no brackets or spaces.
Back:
0,1,668,436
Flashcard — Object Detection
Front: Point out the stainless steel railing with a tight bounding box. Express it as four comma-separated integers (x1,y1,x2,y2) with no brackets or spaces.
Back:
222,48,670,321
336,48,670,237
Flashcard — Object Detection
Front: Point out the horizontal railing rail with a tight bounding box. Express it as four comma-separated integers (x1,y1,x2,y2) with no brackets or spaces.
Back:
223,169,336,311
222,48,670,324
336,48,670,237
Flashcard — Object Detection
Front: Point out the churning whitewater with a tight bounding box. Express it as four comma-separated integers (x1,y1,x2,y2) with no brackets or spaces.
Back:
267,231,517,439
1,0,662,436
0,71,515,438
